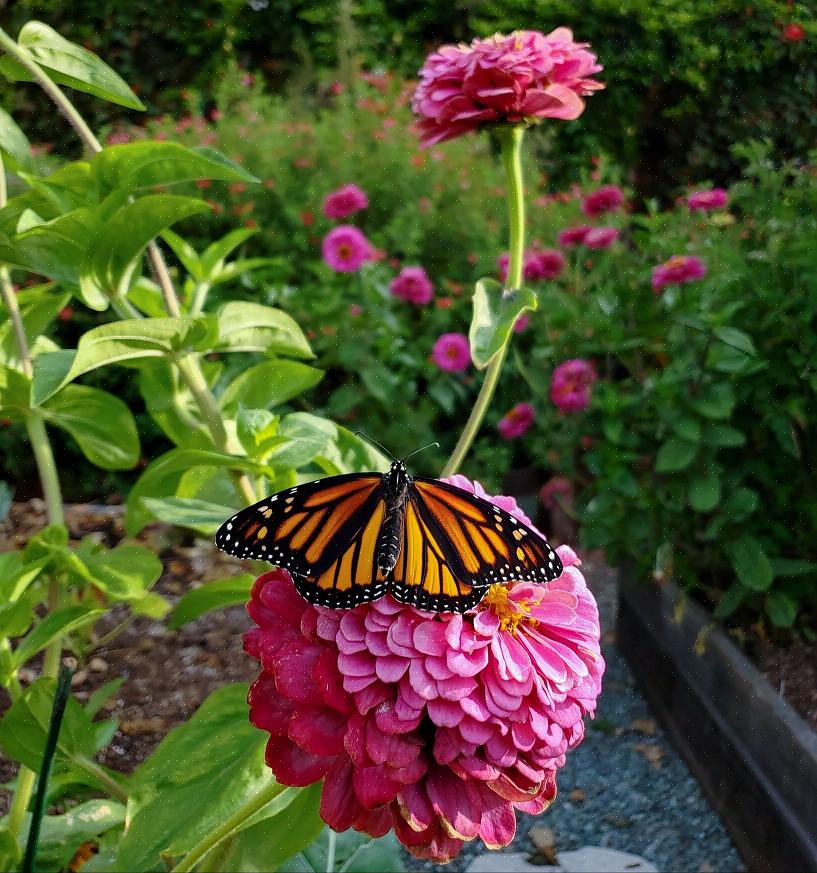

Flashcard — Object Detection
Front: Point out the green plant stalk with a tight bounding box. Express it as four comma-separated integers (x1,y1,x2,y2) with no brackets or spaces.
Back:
442,124,526,477
325,829,337,873
170,779,287,872
72,755,128,803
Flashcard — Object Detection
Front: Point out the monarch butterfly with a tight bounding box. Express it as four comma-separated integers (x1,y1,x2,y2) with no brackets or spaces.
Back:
215,456,563,613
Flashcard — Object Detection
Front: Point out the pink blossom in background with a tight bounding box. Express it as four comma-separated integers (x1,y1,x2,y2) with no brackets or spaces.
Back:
498,249,566,283
413,29,603,147
513,313,530,333
781,22,806,42
581,185,624,217
539,476,574,510
106,130,132,145
651,255,706,292
323,184,370,219
349,304,363,317
557,225,592,247
322,225,373,273
390,266,434,305
497,402,535,439
583,227,619,249
432,333,471,372
686,188,728,212
550,359,597,412
245,476,603,863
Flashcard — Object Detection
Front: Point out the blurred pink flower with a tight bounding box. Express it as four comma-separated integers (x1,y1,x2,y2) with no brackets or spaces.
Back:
323,184,370,219
106,130,132,145
583,227,619,249
513,313,530,333
322,225,373,273
557,226,592,247
498,403,535,439
390,266,434,305
651,255,706,293
687,188,728,212
413,29,603,147
550,359,597,412
539,476,574,510
581,185,623,217
498,249,566,283
432,333,471,372
781,22,806,42
245,478,603,863
349,304,363,317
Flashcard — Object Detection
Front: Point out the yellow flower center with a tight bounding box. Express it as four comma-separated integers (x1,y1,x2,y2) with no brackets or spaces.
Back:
481,582,537,636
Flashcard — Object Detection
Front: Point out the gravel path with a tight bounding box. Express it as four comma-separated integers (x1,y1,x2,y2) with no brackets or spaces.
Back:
405,561,745,873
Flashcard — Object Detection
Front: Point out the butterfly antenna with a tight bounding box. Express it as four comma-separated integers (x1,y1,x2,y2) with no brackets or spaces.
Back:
403,441,440,462
354,431,395,461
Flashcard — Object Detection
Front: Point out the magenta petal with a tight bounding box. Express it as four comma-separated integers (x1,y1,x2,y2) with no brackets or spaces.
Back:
272,639,324,705
288,705,346,756
476,783,517,849
426,766,482,840
376,655,410,683
313,649,353,714
320,757,364,831
459,715,495,744
447,646,489,677
353,763,403,808
396,781,434,831
413,620,448,655
366,719,423,767
248,674,295,735
409,659,439,700
265,735,333,786
427,697,465,728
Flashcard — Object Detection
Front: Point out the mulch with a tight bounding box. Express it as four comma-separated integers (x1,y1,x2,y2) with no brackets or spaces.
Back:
757,641,817,731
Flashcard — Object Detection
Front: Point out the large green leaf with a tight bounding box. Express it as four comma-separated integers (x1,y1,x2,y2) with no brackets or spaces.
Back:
81,194,209,302
317,425,390,476
214,302,314,359
0,106,32,171
726,536,774,592
280,830,405,873
137,359,211,449
141,496,235,536
0,283,69,369
33,800,127,873
168,574,254,629
220,360,324,416
41,384,140,470
0,22,144,109
691,383,736,420
269,413,336,471
469,277,537,370
118,684,275,871
11,605,102,669
80,543,166,618
92,142,257,193
200,227,258,277
655,438,698,472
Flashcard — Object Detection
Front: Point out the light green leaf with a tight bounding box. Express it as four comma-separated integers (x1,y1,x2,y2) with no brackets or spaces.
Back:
12,606,102,668
0,22,144,109
765,591,798,628
81,544,165,617
85,678,126,719
214,302,314,359
688,471,721,512
136,360,211,449
0,283,69,369
691,383,736,420
655,438,697,472
34,800,127,873
168,574,254,629
42,384,139,469
141,497,235,536
714,326,757,357
318,425,390,475
270,413,335,471
0,365,31,419
220,360,323,415
92,142,257,193
469,277,537,370
726,536,774,592
281,830,405,873
200,227,257,277
31,351,76,407
0,106,32,171
81,194,209,302
162,229,203,281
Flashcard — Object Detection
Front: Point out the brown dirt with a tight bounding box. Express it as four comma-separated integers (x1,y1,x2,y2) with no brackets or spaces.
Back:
0,500,258,814
756,641,817,730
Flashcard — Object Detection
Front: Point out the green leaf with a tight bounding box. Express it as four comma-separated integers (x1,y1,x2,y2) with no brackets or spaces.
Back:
12,606,102,669
702,423,746,447
671,416,702,442
200,227,258,277
0,106,32,171
31,351,76,407
691,383,735,420
713,326,757,357
136,359,211,450
0,554,48,602
219,360,323,416
469,277,537,370
655,438,697,472
271,413,335,471
85,678,126,719
281,830,405,873
236,408,284,460
162,229,203,280
118,684,272,871
721,487,759,521
712,582,746,619
214,302,314,359
726,536,774,592
81,544,166,617
92,142,257,192
141,496,235,536
769,558,817,577
0,22,144,109
41,384,140,470
0,284,70,370
688,470,721,512
168,574,254,629
0,365,31,418
0,824,21,871
34,800,127,873
765,591,798,628
0,677,97,770
81,194,209,302
318,425,390,475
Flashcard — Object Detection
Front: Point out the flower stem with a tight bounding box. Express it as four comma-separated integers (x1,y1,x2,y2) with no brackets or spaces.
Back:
325,829,337,873
72,755,128,803
170,780,287,872
442,125,526,477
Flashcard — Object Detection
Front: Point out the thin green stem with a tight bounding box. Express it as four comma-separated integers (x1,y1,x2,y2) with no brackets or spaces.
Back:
72,756,128,804
170,780,287,873
325,829,337,873
25,413,65,527
442,125,526,477
6,767,36,841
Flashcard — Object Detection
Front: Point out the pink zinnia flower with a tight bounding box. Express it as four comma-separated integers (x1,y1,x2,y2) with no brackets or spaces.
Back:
550,359,597,412
557,225,592,247
686,188,728,212
498,249,566,283
781,23,806,42
651,255,706,293
497,403,535,439
432,333,471,372
413,29,603,147
583,227,619,249
539,476,574,510
581,185,623,217
390,266,434,305
244,477,603,863
322,225,373,273
513,313,530,334
323,184,370,219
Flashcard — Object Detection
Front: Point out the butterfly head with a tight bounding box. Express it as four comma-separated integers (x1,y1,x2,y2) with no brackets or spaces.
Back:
384,459,411,499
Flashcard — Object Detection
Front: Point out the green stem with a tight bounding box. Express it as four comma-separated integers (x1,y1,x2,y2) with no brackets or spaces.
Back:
6,767,36,841
325,829,337,873
25,413,65,528
442,125,526,477
170,780,287,873
72,756,128,804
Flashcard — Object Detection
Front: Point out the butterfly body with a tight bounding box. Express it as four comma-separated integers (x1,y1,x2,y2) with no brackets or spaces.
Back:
215,460,563,613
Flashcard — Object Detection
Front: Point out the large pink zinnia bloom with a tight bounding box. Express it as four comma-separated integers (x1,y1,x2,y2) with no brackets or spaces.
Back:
432,332,471,372
497,402,535,439
322,225,373,273
413,29,603,147
651,255,706,293
550,358,597,412
245,478,603,863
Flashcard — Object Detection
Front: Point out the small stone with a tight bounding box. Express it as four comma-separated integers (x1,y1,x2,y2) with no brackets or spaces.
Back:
633,742,665,769
89,657,108,672
568,788,587,804
602,813,632,828
70,670,88,687
466,852,562,873
629,718,657,735
120,717,166,735
529,825,559,865
558,847,658,873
